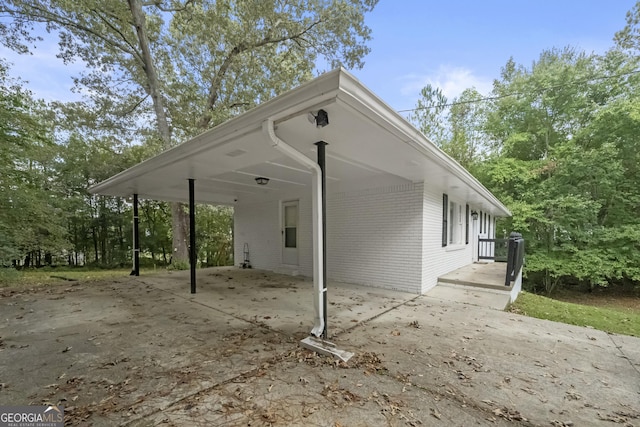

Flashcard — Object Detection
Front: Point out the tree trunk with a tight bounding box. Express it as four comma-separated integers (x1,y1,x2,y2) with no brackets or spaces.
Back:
92,226,99,263
171,202,189,266
128,0,190,265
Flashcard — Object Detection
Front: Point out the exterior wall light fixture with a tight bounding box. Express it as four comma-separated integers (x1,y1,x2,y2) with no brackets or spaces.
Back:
307,109,329,128
471,210,479,220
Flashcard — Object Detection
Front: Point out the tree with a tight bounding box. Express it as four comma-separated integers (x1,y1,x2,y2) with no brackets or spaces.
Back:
409,84,449,147
410,85,488,170
1,0,378,265
446,88,487,170
614,1,640,53
0,61,68,266
478,46,640,292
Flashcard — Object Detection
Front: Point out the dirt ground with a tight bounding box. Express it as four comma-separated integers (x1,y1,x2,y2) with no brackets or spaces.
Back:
553,286,640,312
1,267,639,426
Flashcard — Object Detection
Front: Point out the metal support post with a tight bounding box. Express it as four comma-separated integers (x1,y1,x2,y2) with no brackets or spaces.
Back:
132,193,140,276
189,179,196,294
315,141,328,338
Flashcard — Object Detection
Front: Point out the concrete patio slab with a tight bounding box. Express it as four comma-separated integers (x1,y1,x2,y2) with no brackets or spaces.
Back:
143,267,419,338
1,267,638,426
438,261,511,290
426,282,513,310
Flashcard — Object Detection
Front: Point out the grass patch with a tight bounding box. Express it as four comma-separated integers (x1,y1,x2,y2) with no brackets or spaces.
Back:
0,267,149,288
509,291,640,337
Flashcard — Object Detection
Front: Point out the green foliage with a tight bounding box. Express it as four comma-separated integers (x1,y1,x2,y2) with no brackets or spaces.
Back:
1,0,379,265
479,46,640,292
0,61,69,265
168,260,190,271
410,86,488,170
0,266,140,288
0,268,23,286
509,291,640,337
410,5,640,292
196,205,234,267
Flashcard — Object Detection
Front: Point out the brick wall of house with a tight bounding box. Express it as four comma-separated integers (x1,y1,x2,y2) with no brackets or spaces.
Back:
234,181,481,295
234,196,314,277
421,185,474,293
233,199,282,272
326,182,424,293
234,182,425,293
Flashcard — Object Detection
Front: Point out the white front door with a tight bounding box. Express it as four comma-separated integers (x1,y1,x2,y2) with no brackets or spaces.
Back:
282,201,299,265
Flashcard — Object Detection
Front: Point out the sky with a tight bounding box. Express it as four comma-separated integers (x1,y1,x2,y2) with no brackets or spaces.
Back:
1,0,636,112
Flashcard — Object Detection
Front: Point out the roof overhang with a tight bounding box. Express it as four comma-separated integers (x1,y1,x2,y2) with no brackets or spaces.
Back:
89,68,511,217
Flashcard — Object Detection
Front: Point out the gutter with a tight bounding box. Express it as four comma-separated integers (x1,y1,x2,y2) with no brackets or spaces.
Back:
262,119,325,337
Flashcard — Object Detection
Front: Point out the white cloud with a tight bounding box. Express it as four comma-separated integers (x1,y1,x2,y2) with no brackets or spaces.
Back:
399,65,493,100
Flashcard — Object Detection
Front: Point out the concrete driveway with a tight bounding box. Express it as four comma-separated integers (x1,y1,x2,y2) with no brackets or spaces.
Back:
1,267,638,426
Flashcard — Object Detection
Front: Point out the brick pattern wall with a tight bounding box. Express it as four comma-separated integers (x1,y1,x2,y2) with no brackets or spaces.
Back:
234,197,314,276
235,181,479,295
326,183,424,293
233,199,281,271
421,185,474,293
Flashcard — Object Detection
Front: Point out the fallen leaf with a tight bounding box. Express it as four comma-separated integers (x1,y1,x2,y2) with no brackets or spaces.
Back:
430,408,441,419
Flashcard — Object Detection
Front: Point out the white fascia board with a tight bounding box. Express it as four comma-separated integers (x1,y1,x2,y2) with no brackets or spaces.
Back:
89,69,343,196
336,72,511,217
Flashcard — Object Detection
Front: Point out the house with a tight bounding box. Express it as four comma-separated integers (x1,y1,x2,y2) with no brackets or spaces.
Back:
89,68,512,339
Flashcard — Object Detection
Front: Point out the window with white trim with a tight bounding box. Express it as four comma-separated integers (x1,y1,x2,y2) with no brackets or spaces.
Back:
449,200,464,245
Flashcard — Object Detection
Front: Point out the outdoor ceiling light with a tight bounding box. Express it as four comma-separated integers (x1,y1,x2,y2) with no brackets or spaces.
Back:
255,177,270,185
307,109,329,128
471,210,479,220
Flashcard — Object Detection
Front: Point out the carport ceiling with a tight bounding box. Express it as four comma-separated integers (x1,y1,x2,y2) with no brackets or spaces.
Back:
89,68,510,217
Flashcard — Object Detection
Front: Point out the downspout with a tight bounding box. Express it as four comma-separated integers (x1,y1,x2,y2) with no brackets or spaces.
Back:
263,119,325,337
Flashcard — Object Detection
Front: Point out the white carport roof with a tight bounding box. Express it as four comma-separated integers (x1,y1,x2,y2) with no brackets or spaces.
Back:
89,68,510,217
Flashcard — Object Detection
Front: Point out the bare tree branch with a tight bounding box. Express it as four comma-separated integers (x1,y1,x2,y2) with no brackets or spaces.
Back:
198,18,323,128
91,8,143,64
2,3,141,63
119,94,149,116
228,102,251,109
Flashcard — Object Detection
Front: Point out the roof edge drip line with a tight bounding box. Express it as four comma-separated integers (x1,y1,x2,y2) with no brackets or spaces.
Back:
262,119,325,338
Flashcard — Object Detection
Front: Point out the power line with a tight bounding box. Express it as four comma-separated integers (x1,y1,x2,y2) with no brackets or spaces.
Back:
397,68,640,114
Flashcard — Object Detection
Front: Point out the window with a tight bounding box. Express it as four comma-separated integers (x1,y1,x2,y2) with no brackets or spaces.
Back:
484,212,487,235
449,200,463,245
443,194,466,247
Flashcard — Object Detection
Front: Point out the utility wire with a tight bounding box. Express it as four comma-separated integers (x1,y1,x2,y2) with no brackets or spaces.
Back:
397,68,640,113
